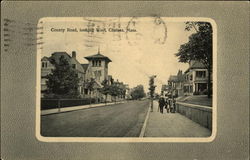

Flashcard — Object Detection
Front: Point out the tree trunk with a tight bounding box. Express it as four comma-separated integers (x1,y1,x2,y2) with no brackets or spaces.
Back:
150,98,153,111
89,91,92,105
207,67,212,98
105,94,107,105
58,99,61,112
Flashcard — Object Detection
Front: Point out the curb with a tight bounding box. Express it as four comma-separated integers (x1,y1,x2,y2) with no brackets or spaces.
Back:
139,103,151,137
41,102,125,116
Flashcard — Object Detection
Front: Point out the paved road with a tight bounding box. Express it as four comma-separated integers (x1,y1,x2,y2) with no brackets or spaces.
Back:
41,100,149,137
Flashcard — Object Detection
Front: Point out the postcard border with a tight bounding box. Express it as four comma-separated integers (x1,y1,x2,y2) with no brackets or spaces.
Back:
36,17,217,143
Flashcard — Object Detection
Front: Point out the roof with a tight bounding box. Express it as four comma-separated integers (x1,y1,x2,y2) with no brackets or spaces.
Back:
190,61,206,69
177,70,185,82
94,80,103,88
81,64,89,72
168,75,178,82
41,56,50,61
84,52,112,62
50,52,85,73
184,60,206,73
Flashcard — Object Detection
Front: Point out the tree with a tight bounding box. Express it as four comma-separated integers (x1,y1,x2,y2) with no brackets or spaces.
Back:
148,76,157,98
148,75,157,111
131,85,146,100
45,56,80,98
175,22,212,98
109,83,120,103
85,78,95,104
99,79,110,104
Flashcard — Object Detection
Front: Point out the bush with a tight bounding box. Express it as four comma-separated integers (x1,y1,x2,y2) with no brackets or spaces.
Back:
201,89,208,95
193,91,200,95
41,98,96,110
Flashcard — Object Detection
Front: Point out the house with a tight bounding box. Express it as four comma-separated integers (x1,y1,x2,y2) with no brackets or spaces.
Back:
183,60,209,95
41,51,85,98
175,70,185,96
41,56,55,96
161,84,168,96
166,70,184,97
124,84,132,100
41,49,126,102
84,49,112,83
167,75,178,97
82,49,112,101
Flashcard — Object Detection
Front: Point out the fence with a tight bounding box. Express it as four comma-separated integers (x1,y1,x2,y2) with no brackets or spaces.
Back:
41,98,96,110
176,102,212,130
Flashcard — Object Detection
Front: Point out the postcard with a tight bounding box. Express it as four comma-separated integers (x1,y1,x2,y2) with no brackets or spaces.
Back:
36,17,217,142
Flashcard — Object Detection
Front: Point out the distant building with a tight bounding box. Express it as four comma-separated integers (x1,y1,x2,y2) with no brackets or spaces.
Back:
161,84,170,97
124,84,132,100
167,75,178,97
183,60,209,95
167,70,185,97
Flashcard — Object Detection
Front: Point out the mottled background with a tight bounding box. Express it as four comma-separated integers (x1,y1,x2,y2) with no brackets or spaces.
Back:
1,1,249,160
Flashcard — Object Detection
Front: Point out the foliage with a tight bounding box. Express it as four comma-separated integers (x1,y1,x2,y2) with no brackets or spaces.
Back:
45,56,80,98
131,85,146,100
99,79,126,102
85,78,95,93
176,22,212,69
99,79,110,96
99,79,111,103
85,78,96,104
175,22,213,98
110,82,125,98
148,76,156,98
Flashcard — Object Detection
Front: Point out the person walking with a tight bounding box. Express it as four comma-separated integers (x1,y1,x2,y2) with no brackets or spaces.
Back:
165,97,170,113
172,97,176,113
158,96,165,114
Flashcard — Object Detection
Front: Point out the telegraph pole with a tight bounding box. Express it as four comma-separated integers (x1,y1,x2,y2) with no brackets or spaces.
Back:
149,75,157,112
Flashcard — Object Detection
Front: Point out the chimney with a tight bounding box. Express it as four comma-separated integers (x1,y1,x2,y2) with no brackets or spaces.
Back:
72,51,76,58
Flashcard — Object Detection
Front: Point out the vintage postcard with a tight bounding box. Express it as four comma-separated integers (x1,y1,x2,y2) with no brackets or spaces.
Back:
36,17,217,142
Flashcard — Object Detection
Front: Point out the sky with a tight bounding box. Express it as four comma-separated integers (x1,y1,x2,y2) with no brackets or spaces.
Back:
39,17,195,93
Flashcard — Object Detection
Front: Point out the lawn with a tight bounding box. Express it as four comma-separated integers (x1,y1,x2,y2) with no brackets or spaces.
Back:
177,95,212,107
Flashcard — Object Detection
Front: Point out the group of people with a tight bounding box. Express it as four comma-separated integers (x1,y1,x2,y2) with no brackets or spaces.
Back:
158,96,176,114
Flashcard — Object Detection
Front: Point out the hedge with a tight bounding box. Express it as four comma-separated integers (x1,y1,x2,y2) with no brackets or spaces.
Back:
41,98,96,110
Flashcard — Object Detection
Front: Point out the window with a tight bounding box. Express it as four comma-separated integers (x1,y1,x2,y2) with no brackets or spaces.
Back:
196,71,206,78
190,86,193,93
42,62,47,68
84,89,88,94
91,60,102,67
72,64,76,69
190,75,193,81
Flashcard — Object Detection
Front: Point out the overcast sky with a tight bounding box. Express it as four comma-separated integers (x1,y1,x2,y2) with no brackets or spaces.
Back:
40,17,195,93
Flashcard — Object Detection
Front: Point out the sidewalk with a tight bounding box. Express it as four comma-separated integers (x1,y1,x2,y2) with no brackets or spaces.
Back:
143,101,211,137
41,101,125,116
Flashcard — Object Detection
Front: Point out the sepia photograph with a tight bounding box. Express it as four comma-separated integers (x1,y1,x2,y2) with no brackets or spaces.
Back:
1,1,249,160
37,17,216,141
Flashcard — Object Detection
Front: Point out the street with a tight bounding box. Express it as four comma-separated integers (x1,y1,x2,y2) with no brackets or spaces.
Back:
41,100,149,137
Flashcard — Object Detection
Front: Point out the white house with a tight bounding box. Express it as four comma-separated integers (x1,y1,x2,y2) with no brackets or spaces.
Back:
183,60,209,95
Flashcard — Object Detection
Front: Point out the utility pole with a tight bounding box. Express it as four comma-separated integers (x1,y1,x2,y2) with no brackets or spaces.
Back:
149,75,157,112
